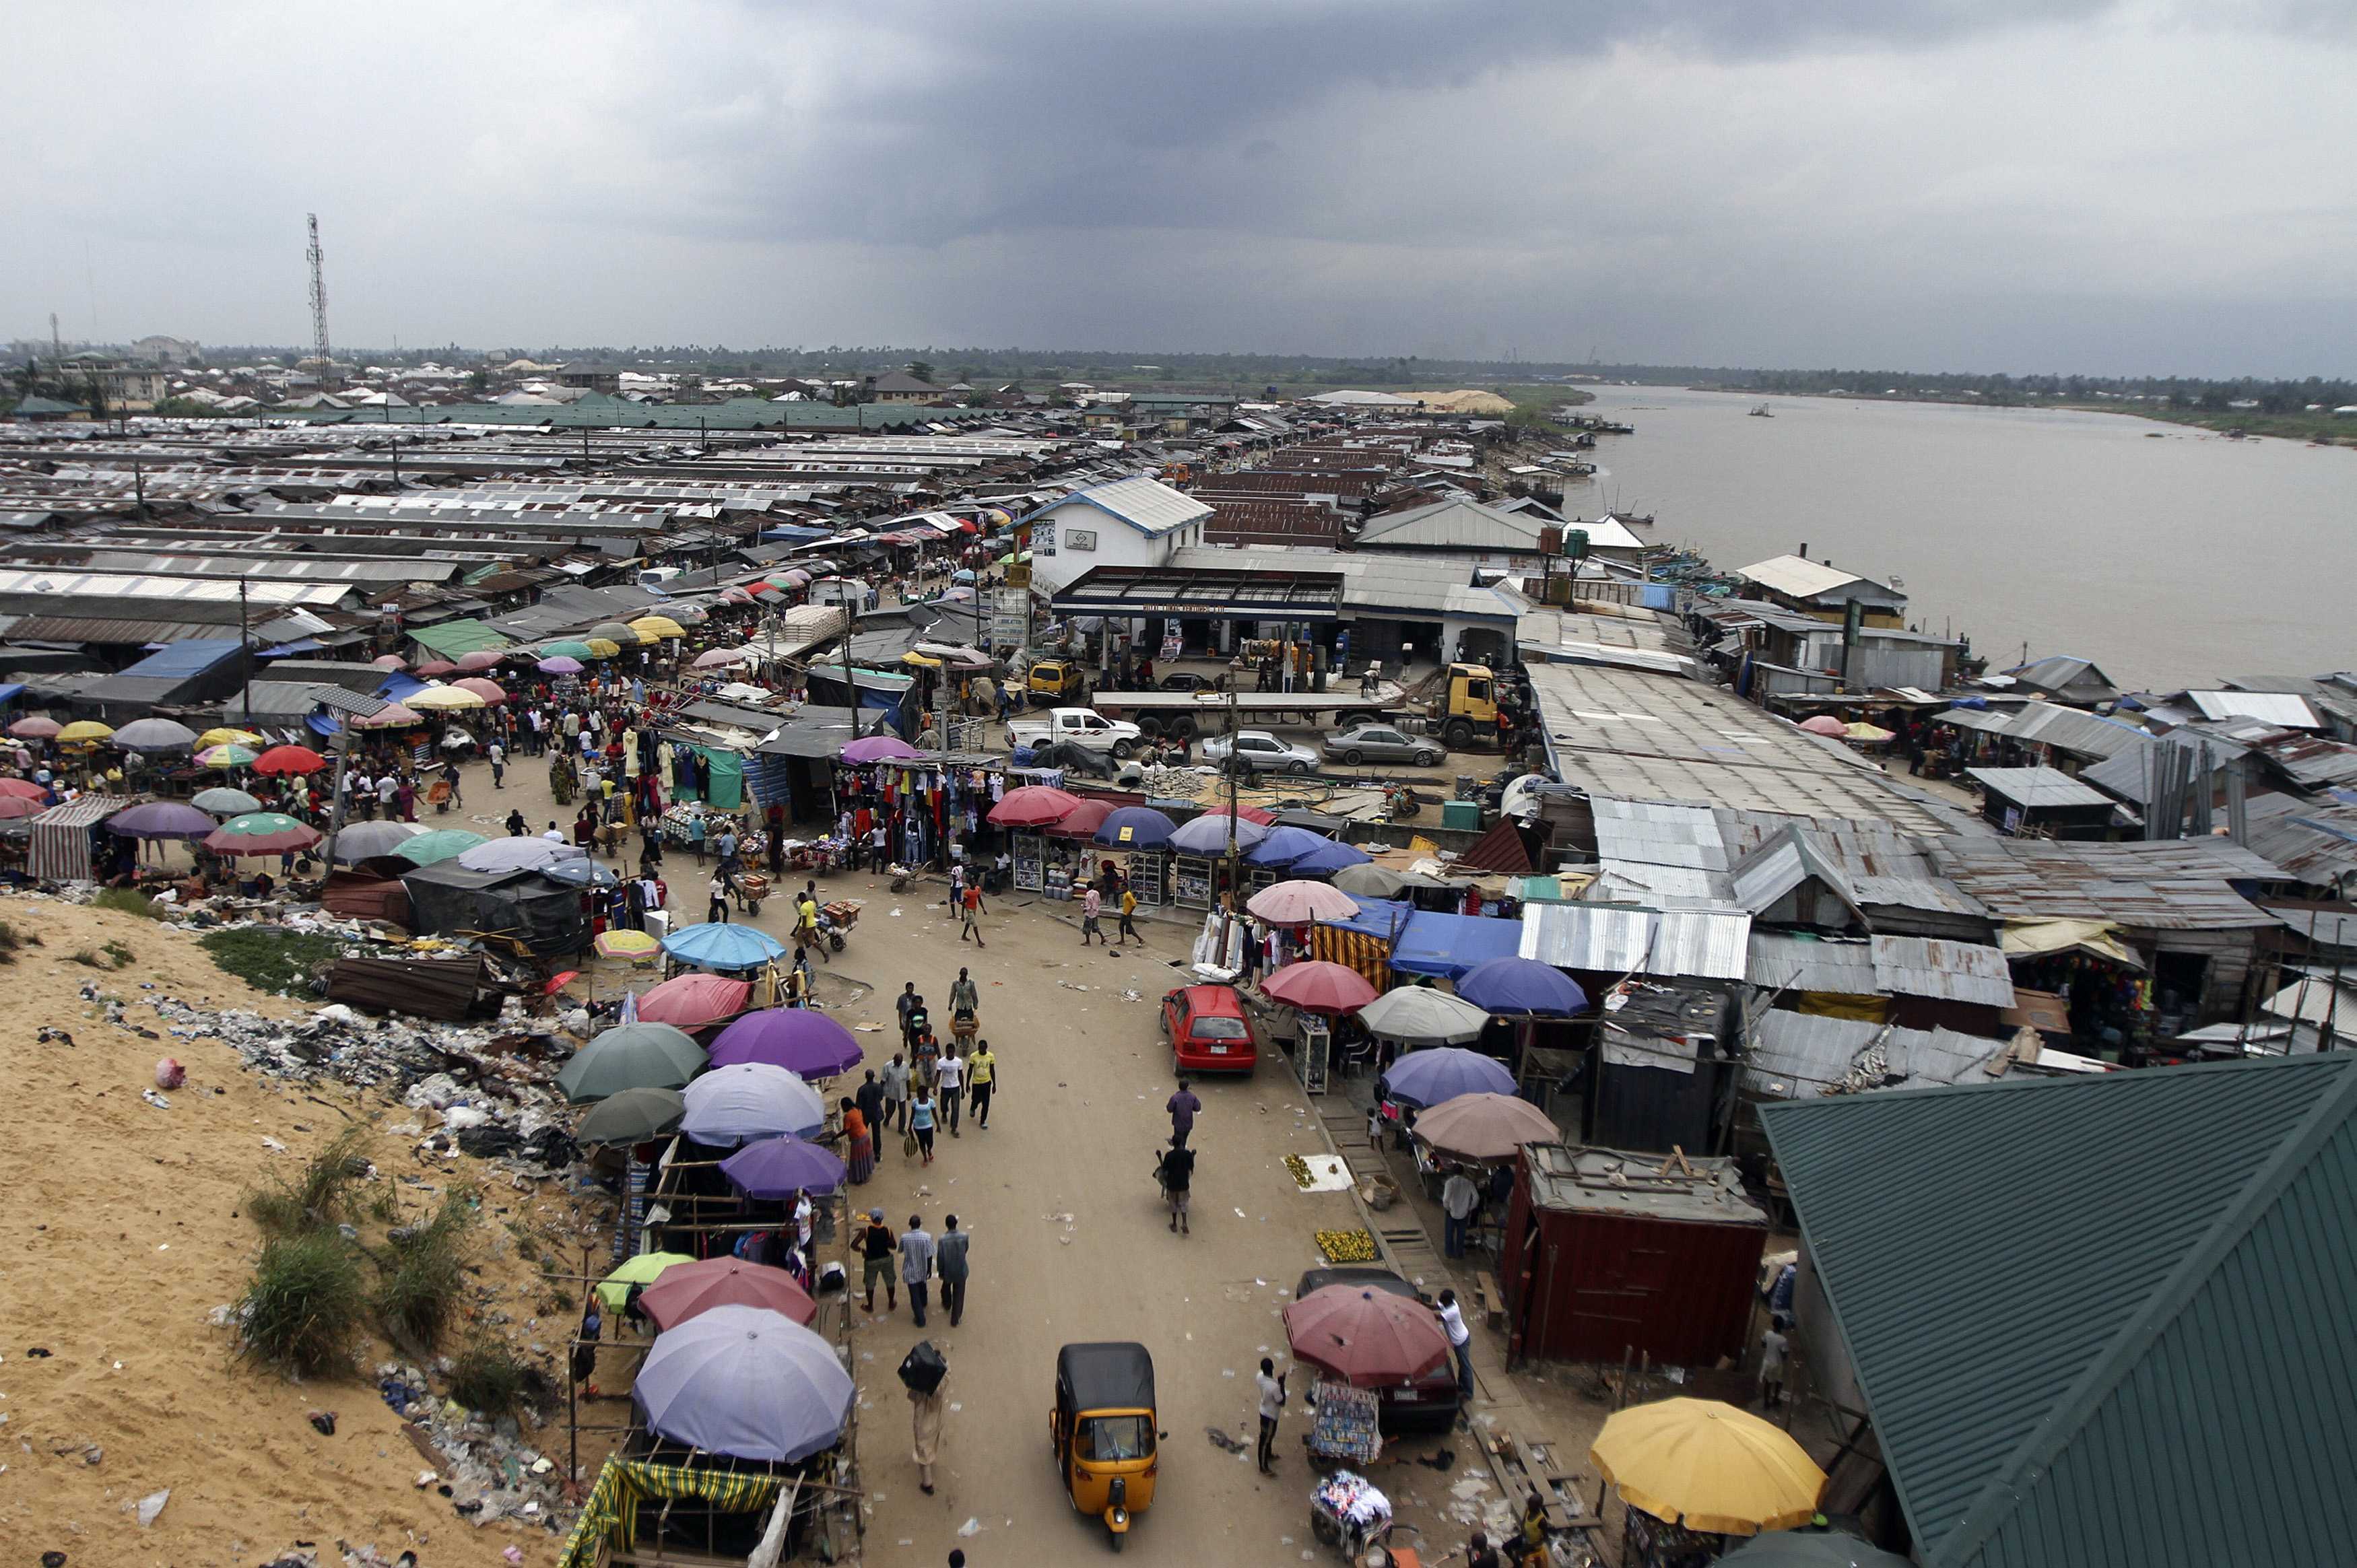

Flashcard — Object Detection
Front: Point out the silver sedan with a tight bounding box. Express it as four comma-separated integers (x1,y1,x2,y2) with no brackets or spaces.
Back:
1322,723,1444,768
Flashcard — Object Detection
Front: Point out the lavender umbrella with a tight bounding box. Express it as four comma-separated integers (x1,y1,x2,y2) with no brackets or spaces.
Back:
841,734,921,763
632,1304,853,1462
106,800,220,839
719,1133,849,1198
1168,813,1271,854
707,1009,864,1077
1377,1046,1518,1108
680,1062,827,1145
537,655,585,675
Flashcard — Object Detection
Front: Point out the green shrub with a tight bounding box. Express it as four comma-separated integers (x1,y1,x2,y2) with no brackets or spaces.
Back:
246,1126,372,1236
240,1230,366,1377
374,1189,479,1349
199,926,342,992
447,1337,529,1417
91,887,163,920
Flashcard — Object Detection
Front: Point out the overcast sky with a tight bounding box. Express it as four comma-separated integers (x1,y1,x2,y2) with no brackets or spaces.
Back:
8,1,2353,374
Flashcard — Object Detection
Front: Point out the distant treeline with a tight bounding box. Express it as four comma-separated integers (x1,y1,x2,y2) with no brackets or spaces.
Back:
1690,366,2357,416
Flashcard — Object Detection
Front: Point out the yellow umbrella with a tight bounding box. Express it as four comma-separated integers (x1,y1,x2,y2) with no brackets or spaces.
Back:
407,684,487,711
594,1251,696,1313
1589,1398,1825,1536
56,720,115,744
583,638,622,658
197,726,265,749
595,929,660,959
1843,721,1895,743
629,615,686,641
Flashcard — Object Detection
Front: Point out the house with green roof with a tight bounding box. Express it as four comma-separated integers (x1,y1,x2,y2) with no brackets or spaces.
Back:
1762,1054,2357,1567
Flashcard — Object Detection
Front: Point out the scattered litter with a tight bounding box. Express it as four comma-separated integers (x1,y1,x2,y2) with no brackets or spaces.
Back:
307,1410,336,1435
154,1058,185,1089
135,1488,170,1527
1205,1426,1249,1454
958,1518,982,1537
140,1089,172,1110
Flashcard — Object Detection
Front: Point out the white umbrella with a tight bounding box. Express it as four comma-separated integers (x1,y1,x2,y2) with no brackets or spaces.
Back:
1357,986,1494,1046
1247,879,1360,925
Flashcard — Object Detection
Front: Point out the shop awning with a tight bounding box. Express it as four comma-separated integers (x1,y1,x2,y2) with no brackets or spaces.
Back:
1052,564,1345,623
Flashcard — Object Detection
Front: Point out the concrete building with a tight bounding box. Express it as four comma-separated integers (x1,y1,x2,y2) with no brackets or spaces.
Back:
1022,477,1213,594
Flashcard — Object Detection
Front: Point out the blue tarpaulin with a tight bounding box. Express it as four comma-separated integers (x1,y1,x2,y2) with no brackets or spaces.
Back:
259,639,326,658
379,672,428,700
762,524,836,543
115,638,243,679
1390,911,1523,980
0,682,24,706
1319,897,1414,943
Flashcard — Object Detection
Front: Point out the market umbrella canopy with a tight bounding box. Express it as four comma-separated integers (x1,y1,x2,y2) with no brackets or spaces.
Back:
452,677,508,704
0,778,48,800
542,857,620,887
639,1257,818,1331
192,786,262,816
1717,1532,1914,1568
111,717,199,753
987,784,1084,828
662,921,787,972
1377,1044,1517,1106
630,615,686,640
109,800,227,840
575,1085,686,1147
1589,1398,1826,1536
395,827,485,866
1169,811,1268,856
457,835,577,873
8,716,61,739
1046,797,1114,840
329,819,422,862
0,795,40,820
1411,1091,1560,1161
1843,721,1895,743
407,683,486,711
57,720,116,744
1288,838,1374,877
680,1062,827,1145
370,654,408,671
708,1009,863,1077
1198,802,1277,827
253,744,328,776
1094,805,1177,848
195,743,259,768
1455,956,1588,1016
1261,960,1379,1015
840,734,921,763
1797,714,1848,737
557,1022,707,1103
1246,824,1344,869
203,811,324,856
195,726,264,749
635,973,752,1031
413,659,458,677
1283,1284,1451,1388
593,1250,695,1313
536,655,585,675
583,637,623,658
1247,879,1360,925
1358,989,1495,1048
541,640,595,659
632,1304,853,1463
590,621,640,645
595,928,661,959
1330,864,1411,899
693,646,752,669
350,703,424,730
454,650,504,672
718,1132,849,1198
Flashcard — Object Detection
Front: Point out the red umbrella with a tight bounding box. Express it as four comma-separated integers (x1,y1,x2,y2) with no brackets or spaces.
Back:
543,970,582,996
0,796,41,819
1046,798,1115,840
1283,1284,1451,1388
638,1256,818,1331
1197,802,1277,827
987,784,1084,828
0,778,47,800
454,650,504,672
1261,960,1379,1015
636,973,753,1031
413,660,458,677
253,744,328,776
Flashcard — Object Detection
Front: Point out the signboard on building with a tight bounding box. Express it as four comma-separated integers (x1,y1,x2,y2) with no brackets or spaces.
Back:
989,588,1029,652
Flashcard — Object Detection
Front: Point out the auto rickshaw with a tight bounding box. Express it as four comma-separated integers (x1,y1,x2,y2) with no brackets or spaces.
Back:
1049,1342,1160,1551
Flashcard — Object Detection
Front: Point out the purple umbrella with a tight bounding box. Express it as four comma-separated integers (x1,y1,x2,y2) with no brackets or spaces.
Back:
1378,1046,1518,1109
719,1133,849,1198
106,800,220,840
707,1009,864,1077
537,655,585,675
632,1304,853,1462
1455,956,1588,1016
841,734,921,763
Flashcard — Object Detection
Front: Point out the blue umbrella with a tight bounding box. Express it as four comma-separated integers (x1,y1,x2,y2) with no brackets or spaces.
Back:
1169,813,1270,854
1379,1046,1519,1109
632,1304,854,1462
719,1133,849,1198
543,858,620,888
663,922,788,973
1287,837,1373,877
1094,806,1177,850
681,1062,826,1145
1246,824,1341,868
1455,956,1588,1016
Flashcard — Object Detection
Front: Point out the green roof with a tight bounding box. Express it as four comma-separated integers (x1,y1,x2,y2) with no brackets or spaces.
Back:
1763,1054,2357,1568
290,400,1003,432
9,395,87,416
405,619,510,658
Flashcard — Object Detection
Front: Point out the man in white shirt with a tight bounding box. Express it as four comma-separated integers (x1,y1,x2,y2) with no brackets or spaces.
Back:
487,739,506,788
376,774,398,816
1254,1357,1287,1474
1442,1167,1480,1259
542,821,566,842
1437,1288,1474,1421
935,1048,965,1137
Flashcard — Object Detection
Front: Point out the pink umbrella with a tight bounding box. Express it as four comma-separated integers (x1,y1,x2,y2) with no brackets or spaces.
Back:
636,973,753,1031
352,703,424,729
370,654,407,671
0,778,46,800
987,784,1083,827
0,796,41,820
1797,714,1847,737
1284,1284,1449,1388
1410,1091,1562,1161
1261,960,1379,1015
1196,802,1278,827
8,716,61,740
414,660,458,678
694,646,751,669
453,677,508,704
719,588,755,605
1246,879,1360,925
455,650,504,672
638,1257,817,1331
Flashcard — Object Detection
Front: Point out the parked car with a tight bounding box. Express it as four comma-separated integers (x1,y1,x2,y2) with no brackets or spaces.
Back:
1199,729,1318,775
1159,984,1260,1073
1158,671,1219,693
1292,1266,1462,1432
1323,723,1443,768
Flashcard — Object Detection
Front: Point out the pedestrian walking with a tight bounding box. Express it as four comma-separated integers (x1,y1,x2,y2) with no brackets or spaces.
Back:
936,1046,964,1136
880,1052,910,1135
1442,1166,1480,1258
856,1208,897,1313
1438,1287,1475,1419
896,982,920,1046
1155,1140,1195,1235
966,1041,996,1129
937,1213,971,1327
910,1085,937,1164
899,1213,935,1327
909,1373,944,1495
1255,1356,1287,1474
706,870,730,925
1080,883,1105,945
1117,883,1141,945
841,1096,875,1185
1166,1079,1201,1149
1758,1314,1790,1409
488,739,506,788
855,1068,884,1132
903,992,931,1056
959,880,987,946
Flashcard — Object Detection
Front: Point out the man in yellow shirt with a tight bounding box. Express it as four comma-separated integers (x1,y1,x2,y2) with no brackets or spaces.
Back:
964,1042,996,1130
1116,883,1141,947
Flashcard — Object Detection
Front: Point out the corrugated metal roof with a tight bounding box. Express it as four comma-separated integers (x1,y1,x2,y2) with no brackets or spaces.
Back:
403,619,510,658
1519,902,1751,979
1040,476,1210,537
1869,934,2016,1007
1939,700,2154,761
1735,554,1872,599
2188,689,2322,729
1764,1055,2357,1568
1744,1009,2001,1099
1935,838,2278,930
1748,933,1878,994
1964,765,2115,809
1520,1142,1767,1223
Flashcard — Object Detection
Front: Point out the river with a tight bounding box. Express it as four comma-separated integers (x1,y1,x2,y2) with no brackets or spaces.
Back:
1569,384,2356,692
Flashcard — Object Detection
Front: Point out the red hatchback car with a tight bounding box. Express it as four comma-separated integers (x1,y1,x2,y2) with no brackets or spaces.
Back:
1160,984,1260,1073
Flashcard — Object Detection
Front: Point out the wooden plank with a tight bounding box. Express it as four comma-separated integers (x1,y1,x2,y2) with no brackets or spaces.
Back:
1475,1268,1506,1330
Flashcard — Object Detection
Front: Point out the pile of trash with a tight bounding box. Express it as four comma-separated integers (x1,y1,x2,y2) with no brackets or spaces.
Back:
377,1359,570,1532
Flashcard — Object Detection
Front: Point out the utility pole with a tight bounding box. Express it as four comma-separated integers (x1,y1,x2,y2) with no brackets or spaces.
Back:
237,578,253,725
132,457,145,520
840,599,859,740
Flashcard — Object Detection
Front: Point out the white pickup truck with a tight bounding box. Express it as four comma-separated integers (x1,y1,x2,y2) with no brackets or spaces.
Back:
1005,706,1146,759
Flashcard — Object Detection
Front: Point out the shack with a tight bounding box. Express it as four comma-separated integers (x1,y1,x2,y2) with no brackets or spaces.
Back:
1966,765,2119,838
399,863,586,956
1500,1142,1767,1368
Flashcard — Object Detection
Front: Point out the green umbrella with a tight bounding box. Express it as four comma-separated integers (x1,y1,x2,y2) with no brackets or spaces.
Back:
541,640,596,660
557,1022,708,1103
595,1251,696,1313
395,827,487,866
576,1086,687,1146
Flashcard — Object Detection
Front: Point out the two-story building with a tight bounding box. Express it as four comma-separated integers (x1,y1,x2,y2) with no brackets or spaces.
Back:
1022,476,1214,594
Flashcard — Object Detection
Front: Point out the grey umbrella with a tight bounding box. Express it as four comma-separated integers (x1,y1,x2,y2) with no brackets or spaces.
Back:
556,1023,708,1103
632,1303,855,1462
329,820,422,863
112,717,200,753
1718,1533,1913,1568
576,1086,687,1145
